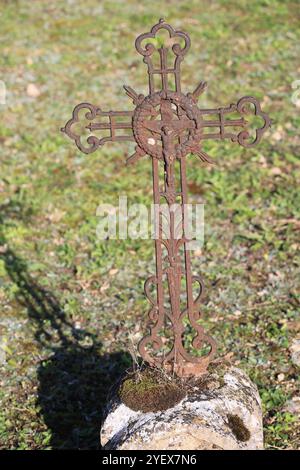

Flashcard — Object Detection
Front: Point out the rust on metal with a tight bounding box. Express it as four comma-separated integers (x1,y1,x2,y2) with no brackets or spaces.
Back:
62,18,271,377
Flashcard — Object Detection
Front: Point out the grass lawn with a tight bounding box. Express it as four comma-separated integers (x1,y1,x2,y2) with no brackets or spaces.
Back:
0,0,299,449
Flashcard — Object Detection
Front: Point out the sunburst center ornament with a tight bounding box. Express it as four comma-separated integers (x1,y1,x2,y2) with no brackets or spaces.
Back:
62,19,271,377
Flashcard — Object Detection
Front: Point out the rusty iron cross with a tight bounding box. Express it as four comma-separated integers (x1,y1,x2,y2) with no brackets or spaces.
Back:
62,19,271,377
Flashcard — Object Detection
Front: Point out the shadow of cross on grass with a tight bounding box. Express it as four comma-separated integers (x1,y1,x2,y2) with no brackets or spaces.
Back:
0,202,130,449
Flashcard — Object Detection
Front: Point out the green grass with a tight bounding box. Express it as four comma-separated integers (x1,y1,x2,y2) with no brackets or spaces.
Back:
0,0,299,449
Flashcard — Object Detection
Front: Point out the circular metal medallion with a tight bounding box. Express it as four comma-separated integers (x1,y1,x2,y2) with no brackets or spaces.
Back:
133,91,203,160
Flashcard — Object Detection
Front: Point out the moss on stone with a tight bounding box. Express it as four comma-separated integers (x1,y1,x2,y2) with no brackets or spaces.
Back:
119,368,186,412
227,414,251,442
119,361,233,413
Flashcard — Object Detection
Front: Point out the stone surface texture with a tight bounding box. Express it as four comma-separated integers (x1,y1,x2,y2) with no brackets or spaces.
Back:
101,366,264,450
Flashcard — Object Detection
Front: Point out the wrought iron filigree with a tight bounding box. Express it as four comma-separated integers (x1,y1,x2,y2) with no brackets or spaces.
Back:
62,18,271,377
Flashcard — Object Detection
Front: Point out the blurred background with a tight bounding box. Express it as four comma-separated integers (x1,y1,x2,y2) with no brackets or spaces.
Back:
0,0,299,449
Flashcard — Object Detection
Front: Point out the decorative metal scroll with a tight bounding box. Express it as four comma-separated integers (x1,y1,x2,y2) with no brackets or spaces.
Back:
62,19,271,376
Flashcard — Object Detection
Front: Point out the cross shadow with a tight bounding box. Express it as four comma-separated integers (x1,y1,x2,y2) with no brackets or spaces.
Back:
0,201,131,449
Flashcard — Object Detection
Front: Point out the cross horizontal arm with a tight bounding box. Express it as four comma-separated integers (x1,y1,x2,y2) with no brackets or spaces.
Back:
61,103,134,154
199,96,271,148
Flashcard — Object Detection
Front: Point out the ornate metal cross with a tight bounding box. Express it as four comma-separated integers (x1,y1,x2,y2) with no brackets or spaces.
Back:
62,19,270,377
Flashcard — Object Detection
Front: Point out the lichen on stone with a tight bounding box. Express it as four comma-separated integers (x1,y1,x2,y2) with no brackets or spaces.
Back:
191,359,231,391
227,414,251,442
207,359,231,385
